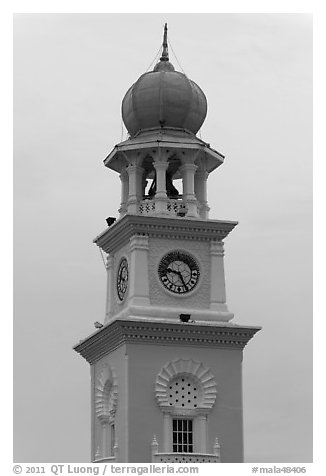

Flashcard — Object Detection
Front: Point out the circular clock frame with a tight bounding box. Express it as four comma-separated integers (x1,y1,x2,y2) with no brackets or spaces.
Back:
158,250,200,295
116,257,129,302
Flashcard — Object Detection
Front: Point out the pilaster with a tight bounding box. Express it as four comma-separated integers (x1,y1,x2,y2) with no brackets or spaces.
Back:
128,235,150,306
195,414,207,452
210,241,228,313
105,255,114,324
101,421,109,458
163,413,171,452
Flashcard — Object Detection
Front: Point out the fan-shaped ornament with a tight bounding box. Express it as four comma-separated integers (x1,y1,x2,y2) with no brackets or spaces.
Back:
154,358,217,412
95,363,118,423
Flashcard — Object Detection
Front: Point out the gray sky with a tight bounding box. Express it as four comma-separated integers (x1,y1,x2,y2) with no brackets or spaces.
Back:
14,13,312,463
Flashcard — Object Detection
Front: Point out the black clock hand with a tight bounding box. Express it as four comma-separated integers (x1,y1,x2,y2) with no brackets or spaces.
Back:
177,271,187,288
167,267,187,288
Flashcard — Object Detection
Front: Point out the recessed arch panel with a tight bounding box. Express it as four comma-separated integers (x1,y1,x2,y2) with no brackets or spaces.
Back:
155,358,217,411
95,363,118,423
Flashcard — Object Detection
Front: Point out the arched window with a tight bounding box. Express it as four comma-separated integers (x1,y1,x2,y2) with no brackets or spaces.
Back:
95,364,118,460
155,358,217,454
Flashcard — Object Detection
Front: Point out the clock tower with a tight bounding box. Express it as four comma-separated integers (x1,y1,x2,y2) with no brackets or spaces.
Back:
74,24,261,464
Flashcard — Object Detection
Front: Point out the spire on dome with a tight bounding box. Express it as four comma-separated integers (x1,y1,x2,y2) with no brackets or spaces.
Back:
153,23,175,72
160,23,169,62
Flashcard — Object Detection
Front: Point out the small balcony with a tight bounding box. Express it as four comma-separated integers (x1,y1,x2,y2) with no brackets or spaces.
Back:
152,452,220,463
151,436,220,463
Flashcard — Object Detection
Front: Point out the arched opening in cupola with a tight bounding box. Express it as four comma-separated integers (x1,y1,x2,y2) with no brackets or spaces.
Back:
141,154,183,199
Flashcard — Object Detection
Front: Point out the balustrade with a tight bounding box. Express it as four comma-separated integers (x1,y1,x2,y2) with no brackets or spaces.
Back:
152,452,220,463
137,197,199,217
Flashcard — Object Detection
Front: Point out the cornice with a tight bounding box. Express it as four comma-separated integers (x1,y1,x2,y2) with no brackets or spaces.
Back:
104,130,225,174
73,319,261,365
93,214,238,254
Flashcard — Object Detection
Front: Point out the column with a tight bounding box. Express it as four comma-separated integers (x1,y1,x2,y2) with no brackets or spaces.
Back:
180,162,198,217
128,235,150,307
126,164,143,214
210,241,227,311
163,413,171,452
104,255,114,324
101,421,109,459
118,169,129,217
110,423,115,457
195,415,207,453
153,157,169,214
194,169,210,219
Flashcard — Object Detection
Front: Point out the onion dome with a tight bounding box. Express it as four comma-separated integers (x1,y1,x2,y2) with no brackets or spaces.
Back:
122,24,207,137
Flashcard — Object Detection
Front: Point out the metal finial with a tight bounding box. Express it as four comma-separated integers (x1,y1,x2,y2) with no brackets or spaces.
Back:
160,23,169,62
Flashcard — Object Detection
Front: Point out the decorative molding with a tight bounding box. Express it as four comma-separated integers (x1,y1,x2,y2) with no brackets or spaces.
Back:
93,214,238,254
153,158,169,168
210,241,224,257
155,358,217,411
119,170,129,181
195,169,209,180
73,319,261,365
103,128,225,177
179,163,198,173
112,303,233,321
106,255,114,270
95,363,118,424
129,235,149,252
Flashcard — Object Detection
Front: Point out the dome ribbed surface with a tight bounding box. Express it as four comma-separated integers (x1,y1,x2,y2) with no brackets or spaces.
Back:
122,69,207,136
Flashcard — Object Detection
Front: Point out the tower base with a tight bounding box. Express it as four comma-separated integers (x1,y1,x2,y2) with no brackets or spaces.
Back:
74,317,261,463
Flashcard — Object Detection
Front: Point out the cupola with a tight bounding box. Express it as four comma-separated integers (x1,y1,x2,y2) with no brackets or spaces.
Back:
121,24,207,136
104,24,225,221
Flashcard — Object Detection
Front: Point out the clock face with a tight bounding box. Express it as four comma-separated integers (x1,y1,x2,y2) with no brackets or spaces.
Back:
158,251,200,295
117,258,128,301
